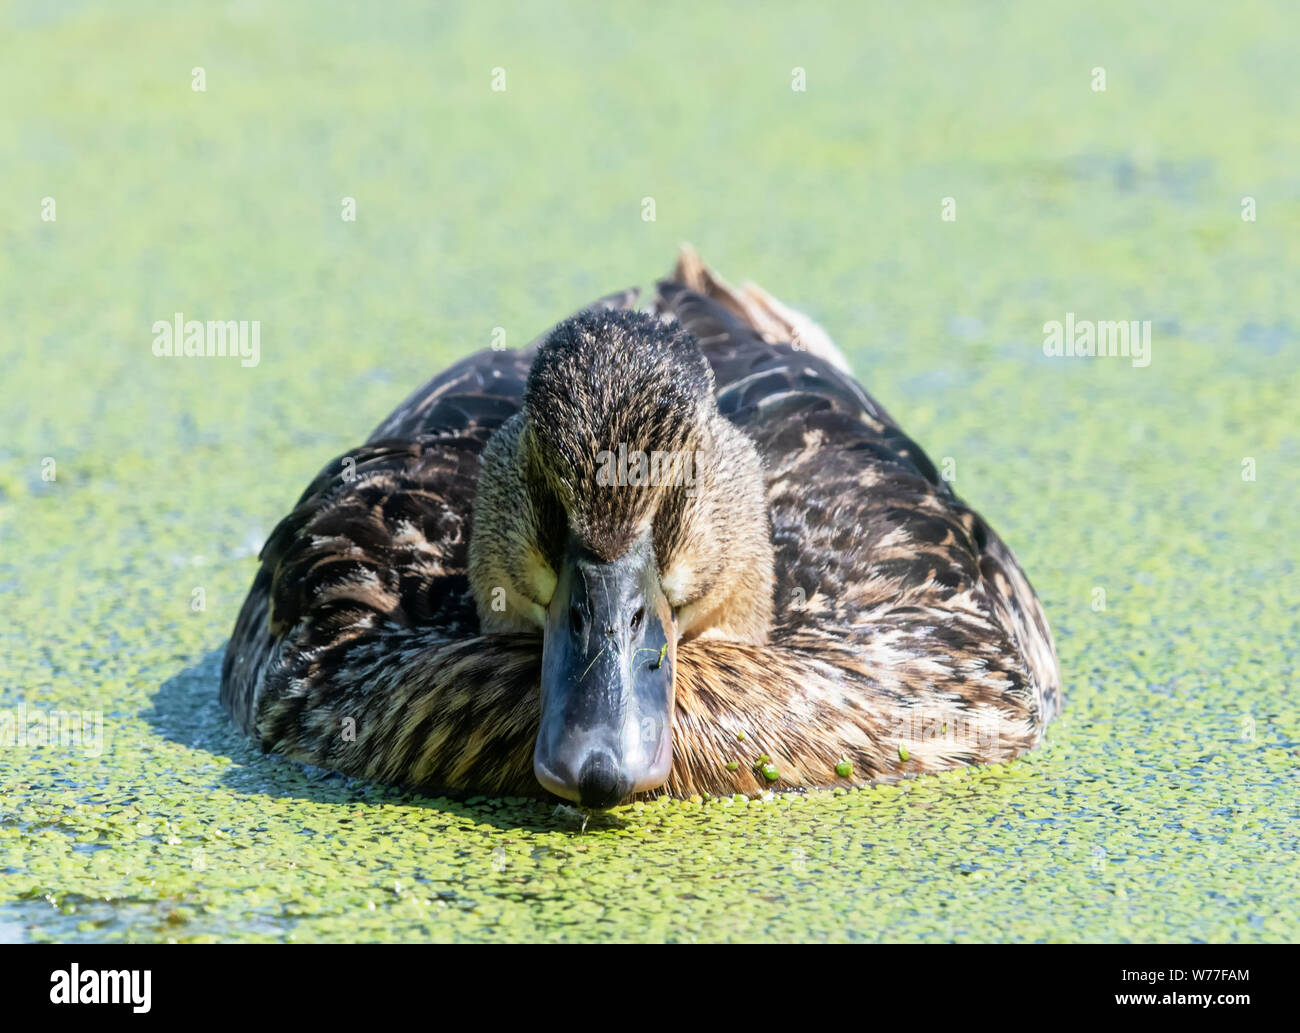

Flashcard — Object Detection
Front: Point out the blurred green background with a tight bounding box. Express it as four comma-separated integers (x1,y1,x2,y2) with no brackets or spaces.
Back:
1,1,1296,942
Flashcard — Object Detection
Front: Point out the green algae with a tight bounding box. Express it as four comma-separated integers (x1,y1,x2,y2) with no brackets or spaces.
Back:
1,0,1297,943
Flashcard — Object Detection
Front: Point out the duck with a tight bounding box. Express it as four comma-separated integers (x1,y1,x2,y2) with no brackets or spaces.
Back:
221,247,1062,808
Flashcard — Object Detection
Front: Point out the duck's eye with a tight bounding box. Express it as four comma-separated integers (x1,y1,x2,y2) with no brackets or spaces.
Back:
630,606,644,633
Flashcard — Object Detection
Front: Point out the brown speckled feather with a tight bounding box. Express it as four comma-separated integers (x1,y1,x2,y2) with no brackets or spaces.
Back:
221,257,1060,799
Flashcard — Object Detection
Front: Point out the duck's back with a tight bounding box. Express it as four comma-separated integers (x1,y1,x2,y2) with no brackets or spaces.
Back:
651,266,1060,728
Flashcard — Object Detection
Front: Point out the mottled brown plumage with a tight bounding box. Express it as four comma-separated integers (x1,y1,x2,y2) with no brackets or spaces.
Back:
221,248,1062,801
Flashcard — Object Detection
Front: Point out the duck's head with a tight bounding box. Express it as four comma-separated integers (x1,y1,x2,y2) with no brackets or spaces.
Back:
469,308,774,807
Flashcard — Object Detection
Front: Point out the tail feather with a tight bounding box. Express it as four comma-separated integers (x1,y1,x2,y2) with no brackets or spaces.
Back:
670,244,851,373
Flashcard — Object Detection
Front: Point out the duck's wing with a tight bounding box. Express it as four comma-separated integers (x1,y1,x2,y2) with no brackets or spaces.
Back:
221,291,644,794
366,348,532,442
649,254,1061,794
652,267,938,482
222,432,493,726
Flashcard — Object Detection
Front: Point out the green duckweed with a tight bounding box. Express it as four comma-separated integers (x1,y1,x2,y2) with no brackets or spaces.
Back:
0,0,1294,946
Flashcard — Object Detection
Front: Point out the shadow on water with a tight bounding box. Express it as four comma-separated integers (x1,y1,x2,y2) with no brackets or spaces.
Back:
143,647,618,835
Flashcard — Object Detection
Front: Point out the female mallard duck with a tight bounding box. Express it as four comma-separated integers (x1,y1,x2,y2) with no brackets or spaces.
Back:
221,248,1061,808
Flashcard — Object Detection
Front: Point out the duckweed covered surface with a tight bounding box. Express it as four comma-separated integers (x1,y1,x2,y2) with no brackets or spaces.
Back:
1,1,1297,942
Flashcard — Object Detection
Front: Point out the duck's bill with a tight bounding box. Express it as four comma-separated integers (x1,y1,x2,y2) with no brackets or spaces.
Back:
534,533,676,809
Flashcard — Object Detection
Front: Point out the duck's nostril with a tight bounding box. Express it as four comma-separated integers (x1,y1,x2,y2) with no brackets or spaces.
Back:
576,751,623,809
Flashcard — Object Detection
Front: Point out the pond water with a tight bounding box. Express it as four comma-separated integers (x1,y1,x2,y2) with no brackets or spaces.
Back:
1,0,1295,942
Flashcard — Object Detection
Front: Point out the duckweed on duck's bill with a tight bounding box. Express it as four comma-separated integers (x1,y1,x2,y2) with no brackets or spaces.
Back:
221,248,1060,806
